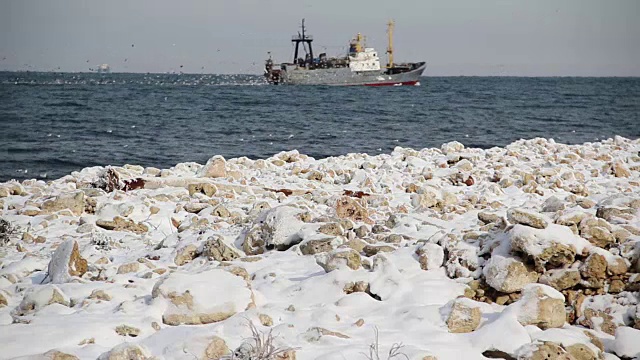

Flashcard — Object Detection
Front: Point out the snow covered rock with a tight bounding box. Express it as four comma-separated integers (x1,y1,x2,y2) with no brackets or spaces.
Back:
507,208,550,229
152,269,253,325
580,253,607,286
335,196,369,222
315,249,361,272
515,284,566,330
483,255,539,293
509,224,582,270
16,284,69,315
201,235,239,261
300,237,338,255
41,191,85,216
43,239,87,283
174,244,198,266
96,216,148,234
242,205,305,254
538,269,581,291
613,327,640,359
565,343,599,360
199,155,227,178
441,141,464,155
97,343,151,360
444,298,482,333
515,342,573,360
188,182,218,196
542,196,566,213
416,243,445,270
204,336,230,359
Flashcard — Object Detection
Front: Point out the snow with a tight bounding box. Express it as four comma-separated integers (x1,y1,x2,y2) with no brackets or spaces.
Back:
613,327,640,358
0,137,639,359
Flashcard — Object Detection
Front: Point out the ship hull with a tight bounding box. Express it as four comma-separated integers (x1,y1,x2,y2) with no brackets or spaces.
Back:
276,62,426,86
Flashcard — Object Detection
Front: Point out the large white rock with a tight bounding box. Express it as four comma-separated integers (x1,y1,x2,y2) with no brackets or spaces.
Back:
152,269,253,325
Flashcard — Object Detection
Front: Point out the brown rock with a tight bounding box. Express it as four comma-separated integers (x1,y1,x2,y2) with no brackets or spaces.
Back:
97,343,149,360
259,313,273,327
478,211,501,224
583,331,604,352
309,327,350,339
612,160,631,177
565,343,598,360
446,299,481,333
518,342,573,360
517,284,566,329
96,216,148,234
318,223,344,236
362,244,395,257
202,236,239,261
606,256,628,276
343,281,370,294
89,290,112,301
335,196,369,222
484,256,539,293
188,183,218,197
174,244,199,266
580,254,607,281
115,324,140,337
200,156,227,178
41,191,85,216
117,262,140,274
67,240,88,279
539,269,581,291
316,249,361,272
42,350,80,360
507,208,549,229
204,336,229,360
300,238,335,255
582,226,615,248
579,309,617,336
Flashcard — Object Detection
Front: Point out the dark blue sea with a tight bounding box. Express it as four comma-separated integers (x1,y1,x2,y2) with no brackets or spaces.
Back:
0,72,638,182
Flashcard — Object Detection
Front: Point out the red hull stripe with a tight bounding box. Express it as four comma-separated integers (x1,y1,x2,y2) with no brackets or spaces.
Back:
362,80,419,86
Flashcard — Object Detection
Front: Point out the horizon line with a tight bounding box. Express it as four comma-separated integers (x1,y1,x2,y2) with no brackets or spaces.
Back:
1,70,639,79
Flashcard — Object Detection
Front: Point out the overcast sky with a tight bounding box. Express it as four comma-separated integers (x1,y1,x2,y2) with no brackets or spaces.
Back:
1,0,639,76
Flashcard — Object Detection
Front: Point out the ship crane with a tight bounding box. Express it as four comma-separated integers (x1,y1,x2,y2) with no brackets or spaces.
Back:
386,20,394,68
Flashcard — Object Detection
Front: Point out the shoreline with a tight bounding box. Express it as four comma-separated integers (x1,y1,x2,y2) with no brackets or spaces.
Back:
1,136,639,359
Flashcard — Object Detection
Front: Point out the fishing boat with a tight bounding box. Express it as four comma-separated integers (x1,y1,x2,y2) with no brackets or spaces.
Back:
264,19,426,86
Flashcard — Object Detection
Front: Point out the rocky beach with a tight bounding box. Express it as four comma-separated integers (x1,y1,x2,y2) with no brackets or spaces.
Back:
1,136,640,360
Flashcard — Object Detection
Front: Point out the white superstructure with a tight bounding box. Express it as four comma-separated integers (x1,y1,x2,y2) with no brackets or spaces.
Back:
349,48,381,72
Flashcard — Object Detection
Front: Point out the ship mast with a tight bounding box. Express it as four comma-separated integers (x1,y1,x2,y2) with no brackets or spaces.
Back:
292,19,314,67
386,20,394,68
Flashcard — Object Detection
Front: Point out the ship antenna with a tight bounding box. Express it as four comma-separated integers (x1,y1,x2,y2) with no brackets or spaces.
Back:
386,19,394,68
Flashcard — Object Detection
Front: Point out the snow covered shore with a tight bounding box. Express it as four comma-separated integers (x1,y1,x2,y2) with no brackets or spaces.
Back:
1,136,639,360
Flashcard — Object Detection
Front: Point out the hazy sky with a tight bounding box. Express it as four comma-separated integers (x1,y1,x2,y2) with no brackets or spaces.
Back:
1,0,639,76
